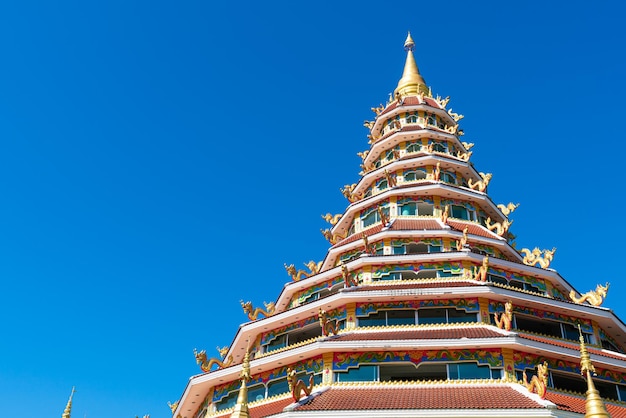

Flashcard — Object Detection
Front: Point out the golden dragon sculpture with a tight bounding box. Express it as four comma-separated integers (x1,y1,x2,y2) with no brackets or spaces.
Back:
284,261,322,281
523,361,549,399
473,256,489,282
497,202,519,216
318,308,339,336
193,346,234,372
342,264,359,287
485,217,513,237
287,367,314,402
494,301,513,331
520,247,556,269
569,283,609,306
467,172,492,192
240,300,276,320
321,213,342,226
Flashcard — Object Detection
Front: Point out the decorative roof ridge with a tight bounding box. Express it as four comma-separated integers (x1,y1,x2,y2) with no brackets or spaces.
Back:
509,382,557,409
350,321,493,333
331,379,516,389
518,332,626,360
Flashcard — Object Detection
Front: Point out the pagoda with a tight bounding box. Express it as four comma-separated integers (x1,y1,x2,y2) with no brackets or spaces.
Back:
172,34,626,418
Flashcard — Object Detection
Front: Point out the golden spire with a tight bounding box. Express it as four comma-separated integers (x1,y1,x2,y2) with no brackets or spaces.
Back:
579,326,610,418
62,387,75,418
230,346,251,418
394,32,429,98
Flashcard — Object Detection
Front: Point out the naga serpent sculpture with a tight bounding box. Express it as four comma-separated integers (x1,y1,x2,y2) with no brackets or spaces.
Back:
569,283,609,306
523,361,549,399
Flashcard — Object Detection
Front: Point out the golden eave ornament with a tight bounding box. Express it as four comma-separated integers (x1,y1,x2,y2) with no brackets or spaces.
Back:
394,32,429,98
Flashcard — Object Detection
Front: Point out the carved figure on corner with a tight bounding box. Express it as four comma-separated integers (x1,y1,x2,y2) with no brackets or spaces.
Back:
440,205,449,224
193,347,234,372
383,169,397,187
319,308,339,336
461,142,474,150
363,120,374,129
240,300,276,320
342,264,358,287
371,104,385,116
447,108,464,121
467,172,492,192
497,202,519,216
494,301,513,331
569,283,609,306
321,213,342,226
523,361,549,399
167,401,179,414
356,150,369,161
473,256,489,282
456,227,469,249
287,367,314,402
456,150,472,161
485,217,513,237
435,95,450,108
520,247,556,269
341,183,362,203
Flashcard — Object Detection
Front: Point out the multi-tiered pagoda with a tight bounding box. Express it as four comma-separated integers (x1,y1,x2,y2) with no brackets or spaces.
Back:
172,34,626,418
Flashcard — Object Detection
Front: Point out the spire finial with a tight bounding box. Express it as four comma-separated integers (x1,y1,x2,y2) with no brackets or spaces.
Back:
230,344,251,418
394,32,428,98
404,32,415,51
579,325,610,418
62,387,75,418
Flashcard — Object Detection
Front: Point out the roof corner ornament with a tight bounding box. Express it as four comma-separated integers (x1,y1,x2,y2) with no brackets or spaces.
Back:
520,247,556,269
284,261,322,282
194,346,234,372
523,361,549,399
440,205,449,224
340,183,361,203
494,301,513,331
485,217,513,237
342,264,358,287
240,300,276,320
570,283,609,306
456,150,473,162
167,400,179,415
467,172,492,192
456,227,469,250
371,103,385,116
319,308,339,336
287,367,314,402
497,202,519,217
321,213,343,226
447,108,464,122
434,95,450,108
473,255,489,282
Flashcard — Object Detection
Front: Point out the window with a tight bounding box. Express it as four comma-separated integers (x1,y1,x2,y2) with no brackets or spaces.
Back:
514,315,593,343
406,142,422,153
432,141,448,153
336,365,378,382
418,308,477,324
392,242,441,255
405,112,418,124
263,325,323,353
403,169,427,182
339,362,501,383
450,204,475,221
427,114,436,125
441,171,456,184
361,205,389,228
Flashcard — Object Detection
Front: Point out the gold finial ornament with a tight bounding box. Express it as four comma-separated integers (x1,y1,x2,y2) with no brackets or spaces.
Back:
62,387,75,418
578,325,610,418
570,283,609,306
394,32,429,98
230,346,252,418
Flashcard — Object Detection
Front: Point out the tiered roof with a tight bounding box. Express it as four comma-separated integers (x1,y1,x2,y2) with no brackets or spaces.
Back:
172,33,626,418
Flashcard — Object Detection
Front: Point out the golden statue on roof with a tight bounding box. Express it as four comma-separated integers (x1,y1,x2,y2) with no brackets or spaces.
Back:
194,347,234,372
240,300,276,320
520,247,556,269
570,283,609,306
467,172,492,192
287,367,314,402
497,202,519,216
494,300,513,331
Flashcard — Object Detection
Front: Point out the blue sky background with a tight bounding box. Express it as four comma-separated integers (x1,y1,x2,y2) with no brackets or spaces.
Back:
0,1,625,417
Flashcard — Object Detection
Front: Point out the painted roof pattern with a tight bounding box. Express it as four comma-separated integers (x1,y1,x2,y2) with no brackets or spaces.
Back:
333,224,383,247
447,219,501,240
379,96,442,117
210,397,293,418
390,218,442,230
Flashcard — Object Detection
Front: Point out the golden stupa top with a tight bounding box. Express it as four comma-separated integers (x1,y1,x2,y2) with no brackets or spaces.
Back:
579,327,610,418
62,387,75,418
394,32,429,98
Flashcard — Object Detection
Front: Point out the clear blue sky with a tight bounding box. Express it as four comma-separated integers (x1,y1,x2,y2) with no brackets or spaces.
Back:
0,1,624,417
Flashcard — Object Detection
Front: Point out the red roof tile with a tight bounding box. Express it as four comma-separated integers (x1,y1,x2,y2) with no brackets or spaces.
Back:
447,220,501,240
379,96,442,117
296,385,543,411
546,391,626,418
519,333,626,361
334,327,506,342
333,224,383,247
390,218,442,230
